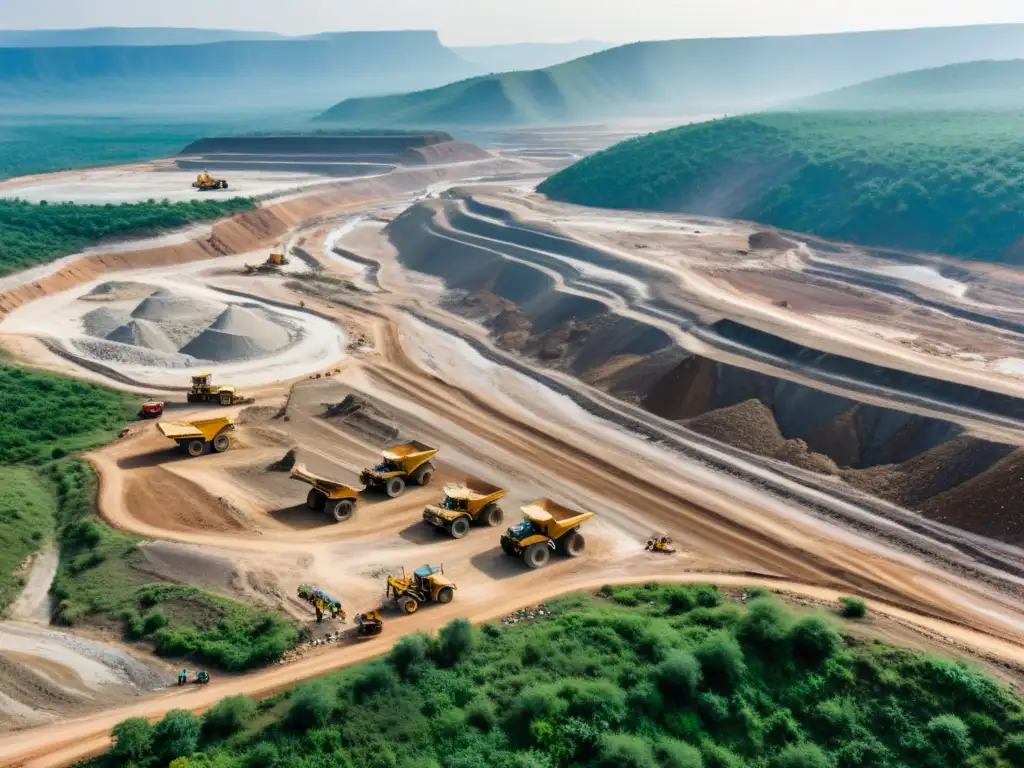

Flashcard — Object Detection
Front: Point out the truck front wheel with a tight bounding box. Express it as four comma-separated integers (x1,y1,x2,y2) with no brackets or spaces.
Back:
448,516,470,539
524,543,551,569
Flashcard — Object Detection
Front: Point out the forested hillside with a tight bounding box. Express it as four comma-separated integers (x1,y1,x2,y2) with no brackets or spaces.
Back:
89,584,1024,768
539,112,1024,263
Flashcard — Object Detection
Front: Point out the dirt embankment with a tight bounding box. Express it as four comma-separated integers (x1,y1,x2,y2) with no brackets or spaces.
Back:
0,162,507,319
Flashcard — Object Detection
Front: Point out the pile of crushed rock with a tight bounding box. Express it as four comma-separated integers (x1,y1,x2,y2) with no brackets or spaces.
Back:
75,284,297,365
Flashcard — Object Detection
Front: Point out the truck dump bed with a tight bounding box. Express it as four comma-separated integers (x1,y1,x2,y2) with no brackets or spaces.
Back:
290,463,361,495
381,440,438,471
521,498,593,539
443,477,507,507
157,417,233,442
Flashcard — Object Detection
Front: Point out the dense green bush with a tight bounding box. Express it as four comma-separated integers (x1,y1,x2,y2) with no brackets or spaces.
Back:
0,196,253,276
90,588,1024,768
839,597,868,619
539,111,1024,263
151,710,200,764
201,695,257,740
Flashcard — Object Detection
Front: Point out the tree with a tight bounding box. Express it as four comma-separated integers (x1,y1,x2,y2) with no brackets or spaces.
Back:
110,717,152,764
152,709,201,763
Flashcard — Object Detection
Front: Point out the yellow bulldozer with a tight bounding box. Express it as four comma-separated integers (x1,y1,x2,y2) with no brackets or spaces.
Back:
386,565,455,614
187,373,255,406
192,170,229,191
244,253,289,274
360,441,438,498
290,463,361,522
500,498,593,569
422,477,507,538
355,610,383,638
646,535,676,554
157,416,235,457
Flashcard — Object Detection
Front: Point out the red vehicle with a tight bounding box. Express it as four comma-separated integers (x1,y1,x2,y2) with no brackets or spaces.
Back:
138,400,165,419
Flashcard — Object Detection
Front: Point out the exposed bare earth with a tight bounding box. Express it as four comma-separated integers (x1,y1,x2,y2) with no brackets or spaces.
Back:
4,145,1024,766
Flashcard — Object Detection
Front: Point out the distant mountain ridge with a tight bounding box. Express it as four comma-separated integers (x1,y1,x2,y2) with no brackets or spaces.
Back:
0,31,473,113
0,27,285,47
800,59,1024,110
452,41,610,72
318,23,1024,126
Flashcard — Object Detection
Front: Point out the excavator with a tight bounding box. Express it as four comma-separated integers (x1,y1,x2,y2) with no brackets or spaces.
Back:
192,170,229,191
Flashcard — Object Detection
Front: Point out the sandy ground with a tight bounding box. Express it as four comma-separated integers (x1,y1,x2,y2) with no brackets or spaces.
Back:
0,163,342,204
5,140,1024,764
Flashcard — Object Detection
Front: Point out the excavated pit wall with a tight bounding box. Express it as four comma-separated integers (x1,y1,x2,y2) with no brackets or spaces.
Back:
386,196,1024,544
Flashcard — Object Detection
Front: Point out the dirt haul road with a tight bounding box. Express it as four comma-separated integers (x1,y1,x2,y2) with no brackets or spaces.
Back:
4,165,1024,765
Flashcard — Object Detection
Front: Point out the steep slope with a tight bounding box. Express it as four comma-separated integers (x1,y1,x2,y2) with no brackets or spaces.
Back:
0,27,284,47
0,31,474,112
318,23,1024,125
801,59,1024,110
539,111,1024,264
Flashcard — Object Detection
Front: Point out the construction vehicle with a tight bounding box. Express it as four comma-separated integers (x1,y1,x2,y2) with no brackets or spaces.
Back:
157,417,234,457
360,441,438,498
138,400,165,419
290,463,360,522
422,477,507,538
386,565,455,614
195,670,210,685
500,498,593,569
356,610,383,638
297,584,345,623
244,252,289,274
646,535,676,554
187,373,255,406
192,170,229,191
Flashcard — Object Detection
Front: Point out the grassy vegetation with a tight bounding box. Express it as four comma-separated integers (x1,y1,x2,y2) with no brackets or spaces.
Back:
94,583,1024,768
0,196,255,277
0,466,54,610
0,364,300,669
539,111,1024,263
48,458,300,671
0,364,139,464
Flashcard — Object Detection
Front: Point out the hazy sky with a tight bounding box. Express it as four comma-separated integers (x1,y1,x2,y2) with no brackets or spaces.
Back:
3,0,1024,45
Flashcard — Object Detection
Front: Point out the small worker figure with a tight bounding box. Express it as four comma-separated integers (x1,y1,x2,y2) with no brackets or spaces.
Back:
178,669,187,685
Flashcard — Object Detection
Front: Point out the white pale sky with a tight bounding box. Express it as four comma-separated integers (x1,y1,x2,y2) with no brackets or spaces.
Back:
2,0,1024,46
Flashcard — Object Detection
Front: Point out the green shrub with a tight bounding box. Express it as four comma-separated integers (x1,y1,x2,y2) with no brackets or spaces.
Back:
838,597,867,619
654,737,704,768
789,615,841,666
286,681,336,731
245,741,280,768
390,632,432,680
202,695,257,740
1004,732,1024,763
152,709,201,763
465,697,497,732
434,618,474,667
110,717,152,764
695,631,746,691
738,597,792,651
770,743,830,768
701,742,744,768
657,650,702,702
925,714,972,766
596,733,657,768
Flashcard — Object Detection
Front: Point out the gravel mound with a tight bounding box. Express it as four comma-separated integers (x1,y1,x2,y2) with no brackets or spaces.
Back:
181,329,273,361
686,399,786,455
73,338,199,368
82,307,133,338
749,230,798,250
132,291,224,323
323,394,399,443
80,281,156,302
105,319,177,353
209,305,290,347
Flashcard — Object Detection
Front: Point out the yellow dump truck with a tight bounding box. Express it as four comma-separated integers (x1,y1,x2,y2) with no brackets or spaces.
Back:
244,253,289,274
500,498,593,569
187,373,255,406
360,441,438,498
422,478,507,538
386,565,456,614
157,417,235,457
290,463,360,522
